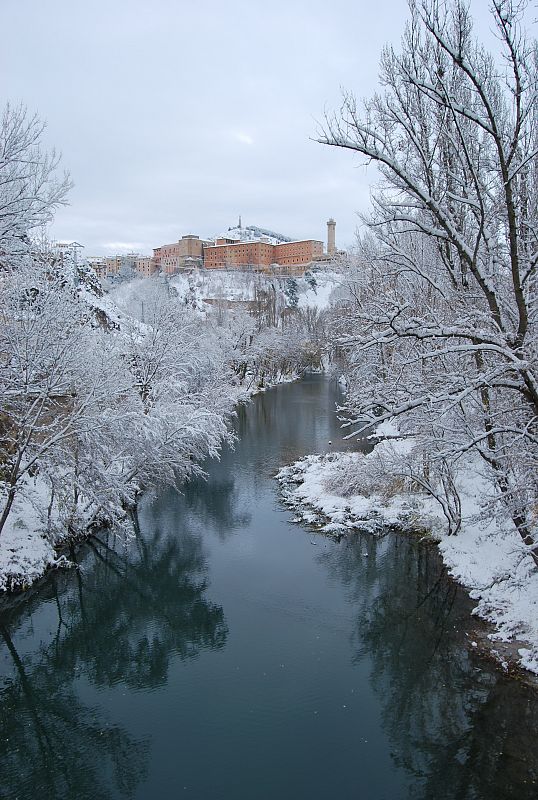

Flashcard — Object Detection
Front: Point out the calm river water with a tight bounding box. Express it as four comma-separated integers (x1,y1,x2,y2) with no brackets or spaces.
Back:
0,374,537,799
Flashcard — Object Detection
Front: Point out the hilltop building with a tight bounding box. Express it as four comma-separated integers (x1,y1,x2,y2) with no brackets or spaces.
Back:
153,234,213,274
203,238,323,274
87,219,339,281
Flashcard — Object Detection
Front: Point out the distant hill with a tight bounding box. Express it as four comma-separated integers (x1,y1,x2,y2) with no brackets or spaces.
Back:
219,224,294,244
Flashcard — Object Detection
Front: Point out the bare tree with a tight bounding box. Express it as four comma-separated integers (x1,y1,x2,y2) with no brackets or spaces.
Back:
0,104,72,266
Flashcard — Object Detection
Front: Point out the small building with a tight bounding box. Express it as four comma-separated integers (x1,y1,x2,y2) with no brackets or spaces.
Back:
104,253,139,278
136,256,157,278
87,256,107,279
53,241,84,266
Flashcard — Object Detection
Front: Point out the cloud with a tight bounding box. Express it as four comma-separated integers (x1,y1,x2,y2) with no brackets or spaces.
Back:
102,242,144,253
233,131,254,146
1,0,419,254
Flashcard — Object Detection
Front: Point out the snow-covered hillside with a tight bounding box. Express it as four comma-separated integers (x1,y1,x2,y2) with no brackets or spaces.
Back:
107,269,340,313
216,224,293,244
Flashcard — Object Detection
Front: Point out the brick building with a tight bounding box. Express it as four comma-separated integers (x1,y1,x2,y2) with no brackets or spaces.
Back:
204,239,274,271
153,234,212,274
203,237,323,274
103,253,139,277
273,240,324,267
88,221,335,282
136,256,157,278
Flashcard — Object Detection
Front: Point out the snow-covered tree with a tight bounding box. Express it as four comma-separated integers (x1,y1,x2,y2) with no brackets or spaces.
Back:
320,1,538,557
0,260,121,537
0,103,237,565
120,283,235,487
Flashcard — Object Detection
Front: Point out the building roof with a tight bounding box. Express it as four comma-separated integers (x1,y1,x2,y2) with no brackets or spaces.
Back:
206,238,323,249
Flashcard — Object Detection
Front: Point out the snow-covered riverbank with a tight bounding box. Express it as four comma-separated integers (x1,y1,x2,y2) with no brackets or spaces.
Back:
0,370,305,594
0,478,69,592
277,447,538,677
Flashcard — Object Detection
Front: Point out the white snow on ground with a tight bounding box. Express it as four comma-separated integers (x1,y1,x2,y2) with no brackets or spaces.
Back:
277,450,441,536
214,225,290,245
78,286,135,328
107,269,340,312
277,442,538,676
172,270,258,302
0,478,71,592
297,272,339,310
107,271,260,314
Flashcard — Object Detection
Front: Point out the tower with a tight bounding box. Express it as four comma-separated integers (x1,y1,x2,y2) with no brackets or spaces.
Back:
327,218,336,256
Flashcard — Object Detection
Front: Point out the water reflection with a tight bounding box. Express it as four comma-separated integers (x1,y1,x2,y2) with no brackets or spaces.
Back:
319,533,538,799
1,375,537,800
232,376,364,476
70,524,227,686
181,474,252,537
0,626,147,800
0,616,148,800
0,520,227,799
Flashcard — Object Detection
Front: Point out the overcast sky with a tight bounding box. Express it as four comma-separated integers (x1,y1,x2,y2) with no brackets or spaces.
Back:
1,0,513,256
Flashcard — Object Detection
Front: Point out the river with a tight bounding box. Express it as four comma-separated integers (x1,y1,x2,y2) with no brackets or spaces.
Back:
0,374,537,799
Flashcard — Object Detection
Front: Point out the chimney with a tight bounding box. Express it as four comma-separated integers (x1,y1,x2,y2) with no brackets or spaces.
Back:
327,218,336,256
